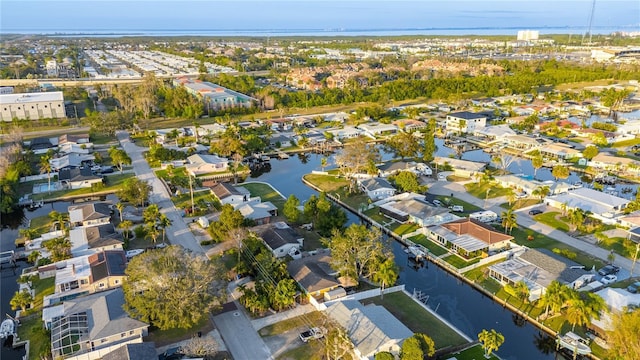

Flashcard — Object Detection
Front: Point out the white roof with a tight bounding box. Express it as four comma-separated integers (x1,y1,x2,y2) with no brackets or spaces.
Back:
595,287,640,311
0,91,64,104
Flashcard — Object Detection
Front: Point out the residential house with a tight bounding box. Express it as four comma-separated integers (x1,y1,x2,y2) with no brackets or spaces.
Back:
174,77,255,111
504,134,543,150
326,300,413,360
69,224,124,257
589,152,640,174
27,137,56,153
101,343,157,360
323,112,349,123
433,157,487,178
44,288,149,360
287,251,342,299
209,182,250,205
392,119,427,132
472,125,516,143
427,218,513,258
59,142,93,155
378,161,431,177
488,248,594,301
618,211,640,229
254,222,303,259
50,153,95,171
359,178,396,200
445,111,487,134
154,128,185,145
590,288,640,336
379,194,458,227
356,122,398,138
69,202,112,228
233,201,278,225
545,188,630,223
59,168,103,189
269,134,293,148
185,154,229,176
539,143,583,161
59,134,90,146
41,250,128,306
196,123,227,137
326,126,364,141
494,175,571,196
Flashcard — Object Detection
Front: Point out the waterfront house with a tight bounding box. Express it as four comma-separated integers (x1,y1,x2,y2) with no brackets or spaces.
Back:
69,224,124,257
445,111,487,134
185,154,228,176
44,288,149,360
545,188,630,223
433,157,487,178
41,250,128,306
326,300,413,360
233,201,278,225
494,175,571,196
50,153,95,171
539,143,583,161
427,218,513,258
488,248,594,301
69,202,112,228
379,194,457,227
377,160,432,178
59,168,103,189
589,152,640,174
326,126,364,141
209,182,249,205
359,178,396,200
504,134,543,150
287,251,342,299
101,343,157,360
590,288,640,336
392,119,427,132
356,122,398,138
472,125,516,142
254,222,303,259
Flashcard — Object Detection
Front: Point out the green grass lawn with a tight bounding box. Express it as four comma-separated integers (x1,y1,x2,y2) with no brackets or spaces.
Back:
276,340,325,360
408,234,450,257
389,222,420,236
443,255,481,269
29,215,53,236
611,137,640,148
446,344,500,360
298,228,325,251
534,212,570,232
258,311,326,336
30,276,55,313
434,195,482,212
145,315,213,347
171,190,219,212
31,173,135,201
241,182,286,211
303,174,350,192
500,198,540,210
90,133,118,145
362,207,390,224
596,235,639,259
464,182,512,199
18,316,51,360
155,166,187,180
361,291,467,349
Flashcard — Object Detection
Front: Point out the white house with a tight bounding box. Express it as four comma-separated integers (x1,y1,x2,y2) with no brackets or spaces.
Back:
68,202,112,228
359,178,396,200
545,187,630,223
356,122,398,138
445,111,487,134
209,182,250,205
185,154,228,176
326,126,364,141
254,222,303,259
59,168,103,190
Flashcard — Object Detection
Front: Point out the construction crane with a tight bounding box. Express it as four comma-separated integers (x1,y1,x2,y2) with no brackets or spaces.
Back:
582,0,597,45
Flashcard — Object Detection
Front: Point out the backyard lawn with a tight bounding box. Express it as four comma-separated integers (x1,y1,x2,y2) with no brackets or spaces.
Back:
145,315,213,347
464,182,512,199
241,182,286,211
17,316,51,360
361,291,468,349
595,234,640,259
258,311,326,336
389,222,420,236
362,207,389,224
408,234,449,257
500,198,540,210
446,344,500,360
31,173,135,201
434,195,482,212
443,254,481,269
303,174,350,192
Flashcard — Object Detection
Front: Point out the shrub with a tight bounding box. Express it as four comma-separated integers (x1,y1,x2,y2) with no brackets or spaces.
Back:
134,225,147,239
552,247,577,260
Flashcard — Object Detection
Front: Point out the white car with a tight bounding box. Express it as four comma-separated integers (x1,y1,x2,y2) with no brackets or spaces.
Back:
601,274,617,285
125,249,145,259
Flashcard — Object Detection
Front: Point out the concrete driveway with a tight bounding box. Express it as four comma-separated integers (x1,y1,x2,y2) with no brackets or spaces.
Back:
263,326,308,359
116,131,204,254
212,302,273,360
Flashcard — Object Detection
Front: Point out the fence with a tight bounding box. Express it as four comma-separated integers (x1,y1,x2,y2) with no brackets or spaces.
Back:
20,173,57,183
309,285,406,311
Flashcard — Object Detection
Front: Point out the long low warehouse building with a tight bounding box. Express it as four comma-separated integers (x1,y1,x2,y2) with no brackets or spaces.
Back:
0,91,66,121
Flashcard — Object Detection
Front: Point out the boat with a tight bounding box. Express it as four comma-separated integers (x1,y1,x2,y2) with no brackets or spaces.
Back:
556,332,591,355
0,318,16,339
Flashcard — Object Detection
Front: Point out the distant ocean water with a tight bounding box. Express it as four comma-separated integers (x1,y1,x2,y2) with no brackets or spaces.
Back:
3,25,637,37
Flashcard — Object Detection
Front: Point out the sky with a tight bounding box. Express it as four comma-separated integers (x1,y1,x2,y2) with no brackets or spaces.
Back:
0,0,638,34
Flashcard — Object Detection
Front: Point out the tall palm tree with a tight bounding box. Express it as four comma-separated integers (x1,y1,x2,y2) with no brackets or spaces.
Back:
538,281,570,319
158,214,172,244
501,208,517,234
478,329,505,357
321,157,328,172
39,153,53,193
565,295,590,331
372,258,399,299
115,202,124,222
118,220,133,241
142,204,160,225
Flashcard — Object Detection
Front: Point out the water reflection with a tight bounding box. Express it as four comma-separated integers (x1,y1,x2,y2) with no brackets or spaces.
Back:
1,208,26,230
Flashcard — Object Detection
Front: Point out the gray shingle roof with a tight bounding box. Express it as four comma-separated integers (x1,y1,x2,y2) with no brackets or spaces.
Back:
519,248,588,284
360,177,395,192
101,342,157,360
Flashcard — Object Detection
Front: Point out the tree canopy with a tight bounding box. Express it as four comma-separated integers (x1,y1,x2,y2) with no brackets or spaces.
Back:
390,171,424,193
606,307,640,360
117,177,152,207
123,246,227,330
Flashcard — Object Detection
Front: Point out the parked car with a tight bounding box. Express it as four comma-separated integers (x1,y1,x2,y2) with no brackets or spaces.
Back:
159,347,183,360
449,205,464,212
601,274,618,285
299,327,326,343
433,200,443,207
627,281,640,293
125,249,145,259
528,209,543,215
598,265,621,276
437,173,446,180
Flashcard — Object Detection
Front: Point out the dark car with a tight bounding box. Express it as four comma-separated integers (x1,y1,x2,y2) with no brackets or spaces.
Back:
158,347,183,360
528,209,543,215
597,265,620,276
627,281,640,294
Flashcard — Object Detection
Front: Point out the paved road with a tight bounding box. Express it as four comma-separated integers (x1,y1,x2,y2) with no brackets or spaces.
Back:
427,178,636,274
116,130,204,254
212,302,273,360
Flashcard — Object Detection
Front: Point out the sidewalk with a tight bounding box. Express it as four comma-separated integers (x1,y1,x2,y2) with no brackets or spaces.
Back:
250,303,317,332
427,179,635,274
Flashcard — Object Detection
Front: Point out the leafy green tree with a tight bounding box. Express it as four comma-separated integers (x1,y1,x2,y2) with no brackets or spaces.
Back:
283,195,301,224
501,208,517,234
43,237,72,262
143,204,161,225
387,132,420,159
422,118,437,163
208,204,245,242
335,138,381,191
321,157,328,171
551,165,570,180
372,258,399,299
414,333,436,357
27,250,41,264
10,289,33,312
478,329,505,357
505,280,530,303
606,307,640,360
582,145,599,160
123,246,226,330
537,281,570,319
158,214,172,244
400,336,423,360
269,278,298,311
108,146,132,173
531,153,544,178
374,352,394,360
117,177,152,207
303,193,347,236
325,224,391,284
390,171,423,193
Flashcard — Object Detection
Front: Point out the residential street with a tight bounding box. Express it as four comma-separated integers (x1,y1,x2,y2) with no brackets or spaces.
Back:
116,131,204,254
427,177,635,274
212,302,273,360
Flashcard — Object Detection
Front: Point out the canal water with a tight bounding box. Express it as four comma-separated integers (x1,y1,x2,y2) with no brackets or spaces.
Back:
252,148,558,360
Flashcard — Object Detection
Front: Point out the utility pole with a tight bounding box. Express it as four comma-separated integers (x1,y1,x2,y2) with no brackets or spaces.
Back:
189,174,195,215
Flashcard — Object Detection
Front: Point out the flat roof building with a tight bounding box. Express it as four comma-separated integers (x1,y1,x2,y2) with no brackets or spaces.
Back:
0,91,65,121
173,77,255,111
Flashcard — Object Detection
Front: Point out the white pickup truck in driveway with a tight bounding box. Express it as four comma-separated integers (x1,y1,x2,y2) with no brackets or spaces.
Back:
299,327,326,342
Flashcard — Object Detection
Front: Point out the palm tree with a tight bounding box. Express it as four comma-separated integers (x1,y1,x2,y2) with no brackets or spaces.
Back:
568,208,585,231
372,258,399,299
501,208,517,234
321,157,328,172
538,281,570,319
506,188,517,206
115,202,124,222
146,225,160,244
532,186,550,202
158,214,172,244
142,204,160,225
49,211,69,233
118,220,133,240
565,295,590,331
39,153,53,193
532,154,544,179
478,329,505,357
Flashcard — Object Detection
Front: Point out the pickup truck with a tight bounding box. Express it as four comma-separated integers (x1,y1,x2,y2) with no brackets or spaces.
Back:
299,327,326,342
